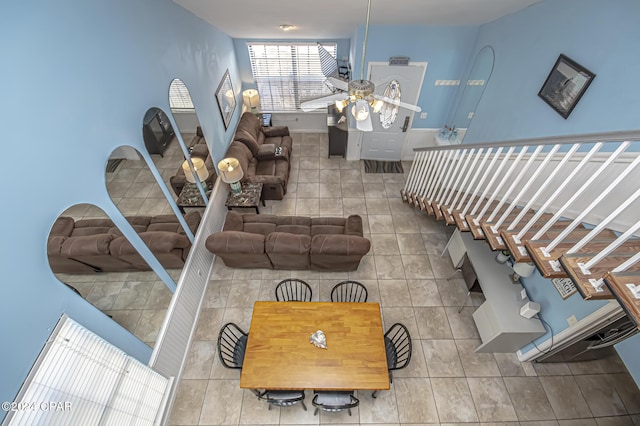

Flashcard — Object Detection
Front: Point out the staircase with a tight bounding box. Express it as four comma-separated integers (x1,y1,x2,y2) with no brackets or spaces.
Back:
401,132,640,329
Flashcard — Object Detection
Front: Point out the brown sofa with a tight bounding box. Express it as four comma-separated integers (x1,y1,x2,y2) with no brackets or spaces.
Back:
205,211,371,271
225,112,293,200
48,211,201,273
170,126,217,196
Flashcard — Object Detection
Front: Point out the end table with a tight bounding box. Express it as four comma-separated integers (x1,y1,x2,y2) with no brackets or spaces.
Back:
225,183,264,214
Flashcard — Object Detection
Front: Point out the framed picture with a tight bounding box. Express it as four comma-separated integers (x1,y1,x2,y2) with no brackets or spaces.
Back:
538,54,595,119
216,69,236,130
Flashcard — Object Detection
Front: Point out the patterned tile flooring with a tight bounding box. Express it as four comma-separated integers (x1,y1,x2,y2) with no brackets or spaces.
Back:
169,133,640,425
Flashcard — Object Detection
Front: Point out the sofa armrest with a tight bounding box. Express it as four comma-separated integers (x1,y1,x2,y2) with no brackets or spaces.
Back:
205,231,266,254
262,126,289,138
310,234,371,256
246,174,284,186
345,215,364,236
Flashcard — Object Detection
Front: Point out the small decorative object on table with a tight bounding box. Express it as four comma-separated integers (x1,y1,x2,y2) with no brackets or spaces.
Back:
310,330,327,349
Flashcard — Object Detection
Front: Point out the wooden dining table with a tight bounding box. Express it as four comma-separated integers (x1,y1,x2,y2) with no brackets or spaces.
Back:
239,301,390,391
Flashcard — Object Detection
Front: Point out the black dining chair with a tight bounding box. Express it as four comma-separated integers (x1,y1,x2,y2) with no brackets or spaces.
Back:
258,390,307,411
275,278,312,302
372,322,412,398
330,280,368,302
312,391,359,416
217,322,248,369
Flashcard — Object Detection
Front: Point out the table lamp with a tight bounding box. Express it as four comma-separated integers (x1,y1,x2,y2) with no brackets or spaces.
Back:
182,158,209,191
218,157,244,194
242,89,260,115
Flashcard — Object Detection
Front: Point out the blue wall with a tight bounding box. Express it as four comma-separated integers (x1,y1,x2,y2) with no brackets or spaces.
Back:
463,0,640,144
462,0,640,383
0,0,240,413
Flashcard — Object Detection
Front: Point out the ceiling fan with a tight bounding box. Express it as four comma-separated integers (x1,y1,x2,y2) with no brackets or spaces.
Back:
300,0,422,132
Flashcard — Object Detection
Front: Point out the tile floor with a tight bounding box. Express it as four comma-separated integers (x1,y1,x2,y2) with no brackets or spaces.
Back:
169,132,640,425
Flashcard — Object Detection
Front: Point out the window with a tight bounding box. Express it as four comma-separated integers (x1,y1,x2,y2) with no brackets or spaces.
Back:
247,42,337,112
169,78,195,112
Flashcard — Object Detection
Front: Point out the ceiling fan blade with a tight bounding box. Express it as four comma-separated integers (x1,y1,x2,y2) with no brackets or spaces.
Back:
300,93,348,112
373,94,422,113
327,76,349,91
355,101,373,132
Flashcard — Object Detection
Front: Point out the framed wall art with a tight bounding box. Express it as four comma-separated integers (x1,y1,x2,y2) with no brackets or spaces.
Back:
538,54,595,119
216,69,236,129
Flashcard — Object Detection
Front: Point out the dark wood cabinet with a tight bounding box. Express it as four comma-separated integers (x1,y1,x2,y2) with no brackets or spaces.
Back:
327,105,347,158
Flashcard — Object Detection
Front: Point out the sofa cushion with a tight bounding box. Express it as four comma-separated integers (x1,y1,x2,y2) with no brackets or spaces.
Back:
147,223,182,233
276,225,310,235
255,159,276,176
51,217,75,237
205,231,266,254
244,222,276,236
256,143,277,160
71,226,112,237
243,213,277,223
234,129,261,155
223,210,244,231
275,216,312,226
345,215,364,236
140,231,191,251
61,234,115,256
310,234,371,256
265,232,311,254
190,144,209,159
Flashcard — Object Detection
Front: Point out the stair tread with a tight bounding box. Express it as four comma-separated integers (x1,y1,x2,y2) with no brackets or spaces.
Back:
559,254,640,300
465,203,509,240
524,229,620,278
501,220,578,263
603,272,640,330
481,211,550,251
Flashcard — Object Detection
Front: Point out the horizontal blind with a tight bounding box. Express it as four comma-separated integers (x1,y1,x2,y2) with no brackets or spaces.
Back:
4,315,169,426
169,79,195,111
247,42,336,112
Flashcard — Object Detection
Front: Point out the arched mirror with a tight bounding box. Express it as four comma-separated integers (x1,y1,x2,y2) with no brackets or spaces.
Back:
47,203,173,348
449,46,495,143
166,80,217,207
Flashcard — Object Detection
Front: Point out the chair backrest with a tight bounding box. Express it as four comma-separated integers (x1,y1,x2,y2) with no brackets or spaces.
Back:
275,278,312,302
330,280,368,302
384,323,412,371
312,391,359,412
217,322,248,369
260,390,305,407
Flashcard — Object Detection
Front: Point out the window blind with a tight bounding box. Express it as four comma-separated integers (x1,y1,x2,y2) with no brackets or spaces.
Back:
169,79,195,112
247,42,337,112
4,315,170,426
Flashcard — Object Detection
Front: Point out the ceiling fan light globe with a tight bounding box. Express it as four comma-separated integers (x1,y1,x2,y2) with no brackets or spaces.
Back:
351,101,369,121
371,99,384,113
335,99,347,112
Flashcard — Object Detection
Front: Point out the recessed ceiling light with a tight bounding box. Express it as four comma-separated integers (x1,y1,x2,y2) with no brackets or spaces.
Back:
279,24,295,31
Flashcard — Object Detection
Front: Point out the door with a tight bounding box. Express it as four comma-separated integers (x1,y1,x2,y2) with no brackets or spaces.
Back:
360,62,426,160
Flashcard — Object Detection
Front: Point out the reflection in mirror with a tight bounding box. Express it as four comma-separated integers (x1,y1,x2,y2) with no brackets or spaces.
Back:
167,80,217,206
106,146,202,272
449,46,495,142
47,203,173,348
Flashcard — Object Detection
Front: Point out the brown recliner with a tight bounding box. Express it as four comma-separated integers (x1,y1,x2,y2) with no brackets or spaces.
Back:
225,112,293,200
205,211,370,271
169,127,217,197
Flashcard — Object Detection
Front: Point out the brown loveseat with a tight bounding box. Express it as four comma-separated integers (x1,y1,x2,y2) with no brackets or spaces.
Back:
205,211,371,271
225,112,293,200
48,211,201,273
169,126,217,196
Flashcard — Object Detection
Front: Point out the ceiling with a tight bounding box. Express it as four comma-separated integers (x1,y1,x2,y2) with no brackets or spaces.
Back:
173,0,541,39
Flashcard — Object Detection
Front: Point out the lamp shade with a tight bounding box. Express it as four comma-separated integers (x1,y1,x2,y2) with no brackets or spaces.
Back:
217,157,244,184
242,89,260,110
182,158,209,183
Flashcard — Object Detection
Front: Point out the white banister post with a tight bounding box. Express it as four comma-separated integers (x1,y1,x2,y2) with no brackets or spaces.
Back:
422,151,446,201
509,143,580,236
410,151,434,202
518,143,602,241
406,151,428,198
478,146,529,224
452,148,485,212
582,219,640,270
469,147,511,216
613,252,640,273
539,141,631,255
444,149,476,207
403,151,423,196
436,149,466,205
459,148,494,214
428,150,455,201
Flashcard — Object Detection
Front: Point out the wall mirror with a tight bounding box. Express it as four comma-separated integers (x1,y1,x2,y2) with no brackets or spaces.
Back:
449,45,495,142
47,202,172,348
